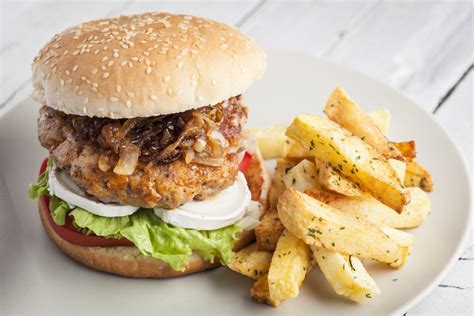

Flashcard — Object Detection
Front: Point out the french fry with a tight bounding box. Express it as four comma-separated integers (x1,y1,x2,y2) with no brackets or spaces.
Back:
305,187,431,229
246,125,287,159
282,159,321,192
311,246,380,303
258,159,320,251
324,87,403,160
283,139,312,160
277,189,412,268
255,209,285,251
250,274,280,307
268,230,312,304
388,158,406,183
227,243,273,280
268,159,296,210
391,141,416,161
316,159,362,196
405,160,434,192
367,108,391,135
286,114,410,212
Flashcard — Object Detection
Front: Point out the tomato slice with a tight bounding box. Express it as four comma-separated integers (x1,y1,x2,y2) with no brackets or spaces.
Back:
38,158,133,248
238,151,253,173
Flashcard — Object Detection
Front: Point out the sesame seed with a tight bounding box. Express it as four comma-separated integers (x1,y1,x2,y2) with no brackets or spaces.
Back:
102,72,109,79
211,79,216,86
65,70,71,76
59,79,65,86
83,107,87,114
72,65,79,71
127,91,135,97
110,97,118,102
146,67,152,74
101,56,108,62
126,100,132,108
167,88,173,96
177,61,183,68
83,97,89,104
116,85,122,93
163,75,170,82
91,68,98,75
150,95,158,101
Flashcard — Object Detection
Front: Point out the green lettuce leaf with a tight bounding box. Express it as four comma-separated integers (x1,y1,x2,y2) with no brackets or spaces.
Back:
49,196,70,225
28,167,49,200
70,207,130,238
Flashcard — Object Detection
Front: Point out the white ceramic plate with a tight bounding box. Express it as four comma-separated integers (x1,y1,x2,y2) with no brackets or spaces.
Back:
0,51,471,315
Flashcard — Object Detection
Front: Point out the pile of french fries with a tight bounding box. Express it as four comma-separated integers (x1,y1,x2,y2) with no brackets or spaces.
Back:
228,87,434,307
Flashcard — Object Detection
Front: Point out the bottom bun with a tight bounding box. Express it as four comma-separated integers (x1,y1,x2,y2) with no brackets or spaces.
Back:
39,200,255,278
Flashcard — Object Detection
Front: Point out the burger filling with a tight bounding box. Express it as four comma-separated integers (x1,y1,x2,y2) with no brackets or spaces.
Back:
38,96,248,209
30,95,261,271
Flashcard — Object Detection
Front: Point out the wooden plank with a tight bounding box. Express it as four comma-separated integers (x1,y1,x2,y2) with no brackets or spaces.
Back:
434,70,472,167
323,1,473,111
124,1,259,26
240,1,377,55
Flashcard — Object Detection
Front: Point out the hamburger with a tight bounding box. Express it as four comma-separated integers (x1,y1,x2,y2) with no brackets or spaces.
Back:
28,12,268,278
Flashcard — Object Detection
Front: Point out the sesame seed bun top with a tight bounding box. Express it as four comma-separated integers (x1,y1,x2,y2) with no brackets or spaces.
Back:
31,12,266,118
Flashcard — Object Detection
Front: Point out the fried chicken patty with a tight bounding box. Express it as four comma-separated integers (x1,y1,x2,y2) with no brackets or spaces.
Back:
38,96,248,209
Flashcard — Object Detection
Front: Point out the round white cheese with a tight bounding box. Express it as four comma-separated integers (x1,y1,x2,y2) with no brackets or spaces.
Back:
48,166,140,217
154,172,252,230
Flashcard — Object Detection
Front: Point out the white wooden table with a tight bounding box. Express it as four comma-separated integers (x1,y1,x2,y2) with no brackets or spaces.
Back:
1,1,472,314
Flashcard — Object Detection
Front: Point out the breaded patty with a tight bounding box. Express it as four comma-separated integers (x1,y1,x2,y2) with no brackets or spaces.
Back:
38,97,247,209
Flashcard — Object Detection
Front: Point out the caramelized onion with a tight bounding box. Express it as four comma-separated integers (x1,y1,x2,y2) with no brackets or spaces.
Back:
98,154,112,172
62,96,247,166
113,143,140,175
184,148,195,164
116,118,142,139
193,137,207,153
